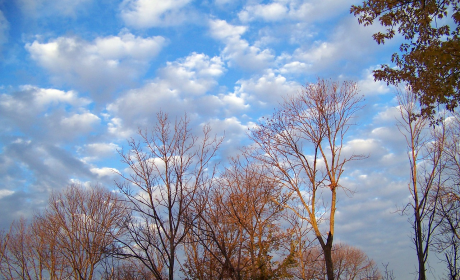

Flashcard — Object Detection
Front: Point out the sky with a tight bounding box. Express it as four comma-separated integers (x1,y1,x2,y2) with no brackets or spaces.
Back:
0,0,446,278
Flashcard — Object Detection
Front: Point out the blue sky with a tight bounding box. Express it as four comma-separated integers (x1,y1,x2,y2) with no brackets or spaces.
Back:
0,0,444,278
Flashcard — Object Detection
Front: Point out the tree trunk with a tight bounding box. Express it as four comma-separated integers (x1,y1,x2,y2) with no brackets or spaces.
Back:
323,232,334,280
415,210,426,280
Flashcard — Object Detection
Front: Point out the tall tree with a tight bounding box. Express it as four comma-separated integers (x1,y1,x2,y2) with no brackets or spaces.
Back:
351,0,460,117
116,112,222,280
396,88,447,280
250,79,364,280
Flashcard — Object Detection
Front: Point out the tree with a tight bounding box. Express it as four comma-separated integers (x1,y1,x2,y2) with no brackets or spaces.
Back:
0,184,125,280
250,79,364,280
351,0,460,117
184,154,295,280
396,88,447,280
435,112,460,278
0,218,48,280
40,184,128,280
295,243,381,280
116,112,222,280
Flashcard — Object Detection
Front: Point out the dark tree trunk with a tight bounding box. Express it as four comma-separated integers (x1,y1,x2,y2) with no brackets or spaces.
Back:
320,232,334,280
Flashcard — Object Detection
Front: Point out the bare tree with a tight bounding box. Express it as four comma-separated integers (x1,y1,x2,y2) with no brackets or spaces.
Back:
250,79,364,280
0,230,8,276
39,184,128,280
0,217,69,280
100,257,157,280
435,112,460,278
332,244,381,280
184,154,295,280
382,263,395,280
116,112,222,280
292,243,381,280
0,219,38,280
396,88,447,280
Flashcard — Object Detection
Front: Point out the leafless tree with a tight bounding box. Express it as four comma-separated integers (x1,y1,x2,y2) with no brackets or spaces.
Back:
0,230,8,276
0,217,69,280
39,184,128,280
397,88,447,280
184,154,295,280
381,263,395,280
116,112,222,280
99,256,156,280
434,112,460,278
293,243,381,280
0,219,38,280
250,79,364,280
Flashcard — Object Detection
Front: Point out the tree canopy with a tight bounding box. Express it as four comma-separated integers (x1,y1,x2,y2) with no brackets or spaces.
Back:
351,0,460,117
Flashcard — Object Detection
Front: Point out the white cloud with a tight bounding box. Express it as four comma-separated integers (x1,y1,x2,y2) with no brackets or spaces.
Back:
90,167,118,178
0,85,90,121
0,86,98,142
205,117,254,158
358,67,391,96
209,19,247,41
342,138,386,159
0,190,14,199
238,0,351,23
107,52,226,137
82,143,119,158
32,86,91,108
26,32,166,102
239,2,288,22
120,0,193,28
219,92,249,113
209,19,274,71
278,61,310,74
234,70,300,106
60,112,100,132
374,105,400,123
158,53,225,95
286,17,388,74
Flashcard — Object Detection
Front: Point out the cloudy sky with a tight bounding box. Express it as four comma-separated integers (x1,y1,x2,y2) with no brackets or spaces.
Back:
0,0,444,278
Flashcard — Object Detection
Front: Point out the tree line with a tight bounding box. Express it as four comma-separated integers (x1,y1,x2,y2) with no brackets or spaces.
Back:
0,79,386,280
1,78,460,279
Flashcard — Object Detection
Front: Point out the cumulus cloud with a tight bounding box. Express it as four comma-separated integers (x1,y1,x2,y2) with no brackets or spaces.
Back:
374,105,401,124
283,17,389,75
358,67,391,96
234,70,300,106
239,2,288,22
26,31,166,102
0,86,97,141
80,142,119,159
238,0,351,23
209,19,274,71
106,52,226,138
120,0,193,28
90,167,118,178
58,112,100,135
